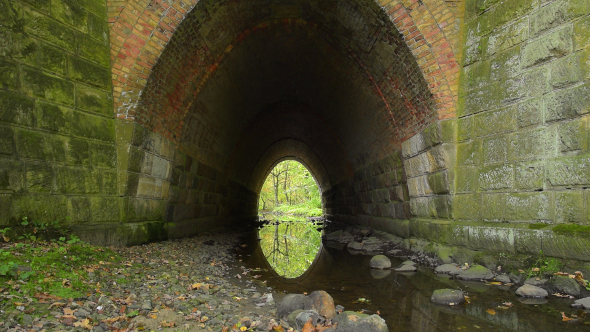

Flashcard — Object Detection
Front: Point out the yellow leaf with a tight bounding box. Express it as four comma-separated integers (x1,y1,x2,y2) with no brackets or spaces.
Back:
562,312,575,322
486,309,496,315
150,315,157,319
240,327,247,331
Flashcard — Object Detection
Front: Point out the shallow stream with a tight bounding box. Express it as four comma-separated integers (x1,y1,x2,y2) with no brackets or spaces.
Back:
238,219,590,331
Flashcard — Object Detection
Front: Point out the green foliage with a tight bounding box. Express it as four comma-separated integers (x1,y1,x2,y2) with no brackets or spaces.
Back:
3,217,69,243
527,250,563,278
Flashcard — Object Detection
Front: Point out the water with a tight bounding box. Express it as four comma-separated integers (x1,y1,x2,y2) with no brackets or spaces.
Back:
241,220,590,331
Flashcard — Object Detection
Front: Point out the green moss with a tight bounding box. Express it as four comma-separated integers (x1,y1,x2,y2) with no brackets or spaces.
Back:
146,221,168,243
21,66,74,105
76,34,110,67
552,224,590,235
51,0,88,32
71,111,115,142
68,56,110,88
0,90,35,127
36,101,71,133
65,137,90,166
528,223,550,230
37,42,66,75
0,126,14,155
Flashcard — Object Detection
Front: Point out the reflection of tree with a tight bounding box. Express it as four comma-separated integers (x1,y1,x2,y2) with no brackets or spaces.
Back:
260,220,321,278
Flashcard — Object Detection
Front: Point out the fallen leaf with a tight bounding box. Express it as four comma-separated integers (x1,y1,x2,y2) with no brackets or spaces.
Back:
240,327,247,331
348,315,359,322
562,312,575,322
63,308,75,316
486,309,497,315
488,282,502,285
73,319,92,330
497,306,510,310
150,314,157,319
273,326,285,332
502,302,513,307
302,320,315,332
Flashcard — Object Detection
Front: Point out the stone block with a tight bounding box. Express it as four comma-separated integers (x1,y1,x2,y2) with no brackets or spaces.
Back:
23,7,77,52
76,34,110,68
401,123,441,158
440,119,457,143
453,194,481,221
0,159,24,192
0,194,11,225
468,226,515,253
56,166,101,194
457,116,473,141
494,0,537,28
22,66,74,105
530,0,588,37
574,16,590,50
550,52,584,88
91,197,120,222
16,129,66,162
90,142,117,168
36,101,71,133
11,193,67,223
459,83,500,117
0,126,14,155
478,164,513,190
68,196,91,223
65,137,90,166
557,118,588,152
487,17,528,56
555,190,585,223
462,60,491,91
102,170,117,195
88,12,109,44
517,97,543,128
515,161,544,190
482,193,506,222
71,111,115,142
522,26,573,68
26,161,54,193
514,229,543,255
140,152,154,175
68,56,110,89
490,47,521,83
37,42,67,75
76,84,113,116
51,0,88,32
456,166,479,193
21,0,51,12
508,127,556,161
520,66,551,98
506,192,553,221
137,175,156,197
457,139,482,166
545,83,590,122
0,90,35,127
546,155,590,187
483,135,508,164
542,231,590,261
0,58,19,90
472,107,516,137
428,171,449,195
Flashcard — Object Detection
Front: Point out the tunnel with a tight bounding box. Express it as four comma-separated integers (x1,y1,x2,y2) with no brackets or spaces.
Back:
2,0,590,262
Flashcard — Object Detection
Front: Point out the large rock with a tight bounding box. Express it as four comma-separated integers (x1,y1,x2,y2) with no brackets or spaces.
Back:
295,310,324,329
548,275,581,297
455,265,494,280
278,294,306,318
524,278,548,286
369,255,391,269
304,291,336,319
332,311,388,332
435,264,461,275
325,230,354,243
430,289,465,306
572,297,590,309
516,284,548,298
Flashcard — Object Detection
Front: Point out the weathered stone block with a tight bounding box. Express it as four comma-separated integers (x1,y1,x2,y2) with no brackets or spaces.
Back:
546,155,590,187
522,26,573,68
401,123,441,158
56,166,101,194
76,84,113,116
457,140,482,166
91,142,116,168
494,0,537,28
88,12,108,43
71,111,114,142
137,175,156,197
542,231,590,261
140,152,154,175
460,83,500,117
76,34,110,68
0,126,14,155
68,196,91,223
517,97,543,128
37,41,66,74
22,66,74,105
68,56,110,89
550,52,584,88
51,0,88,32
11,193,67,223
23,7,77,52
453,194,481,221
152,156,170,179
0,159,24,191
520,66,551,98
514,228,543,255
457,116,473,142
557,118,588,152
574,16,590,50
468,226,515,253
479,164,513,190
26,161,54,193
0,58,19,90
490,47,521,83
456,166,479,193
555,190,585,223
508,127,556,161
21,0,51,12
482,193,506,222
427,171,449,195
16,129,66,162
0,194,11,225
65,137,89,166
487,17,528,56
545,83,590,122
473,106,516,137
506,192,553,221
483,135,508,164
0,90,35,127
440,119,457,143
530,0,589,37
462,60,491,91
102,170,117,195
515,161,544,190
91,197,120,222
36,101,71,133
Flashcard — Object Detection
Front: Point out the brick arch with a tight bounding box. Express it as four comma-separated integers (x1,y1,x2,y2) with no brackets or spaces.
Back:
108,0,462,124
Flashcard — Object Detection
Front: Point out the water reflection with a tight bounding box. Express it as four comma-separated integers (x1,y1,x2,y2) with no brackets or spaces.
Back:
258,218,322,278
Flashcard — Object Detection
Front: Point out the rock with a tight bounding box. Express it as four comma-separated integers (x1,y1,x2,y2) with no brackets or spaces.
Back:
435,264,461,275
518,297,548,305
430,289,465,306
286,309,304,327
370,269,391,279
524,278,548,286
394,264,417,272
401,260,415,265
21,314,33,327
332,311,388,332
141,300,152,310
516,284,548,298
74,308,90,318
455,265,494,280
325,230,354,243
494,274,511,284
369,255,391,269
277,294,306,318
572,297,590,309
348,242,364,250
295,310,324,329
304,291,336,319
548,275,581,297
508,272,524,284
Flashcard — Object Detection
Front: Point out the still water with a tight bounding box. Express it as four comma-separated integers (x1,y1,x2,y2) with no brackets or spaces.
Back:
245,219,590,331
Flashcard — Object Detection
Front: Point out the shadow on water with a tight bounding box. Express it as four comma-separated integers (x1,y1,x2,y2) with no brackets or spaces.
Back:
240,219,590,332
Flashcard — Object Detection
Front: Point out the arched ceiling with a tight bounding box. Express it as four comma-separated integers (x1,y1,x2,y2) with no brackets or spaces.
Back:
132,0,439,189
